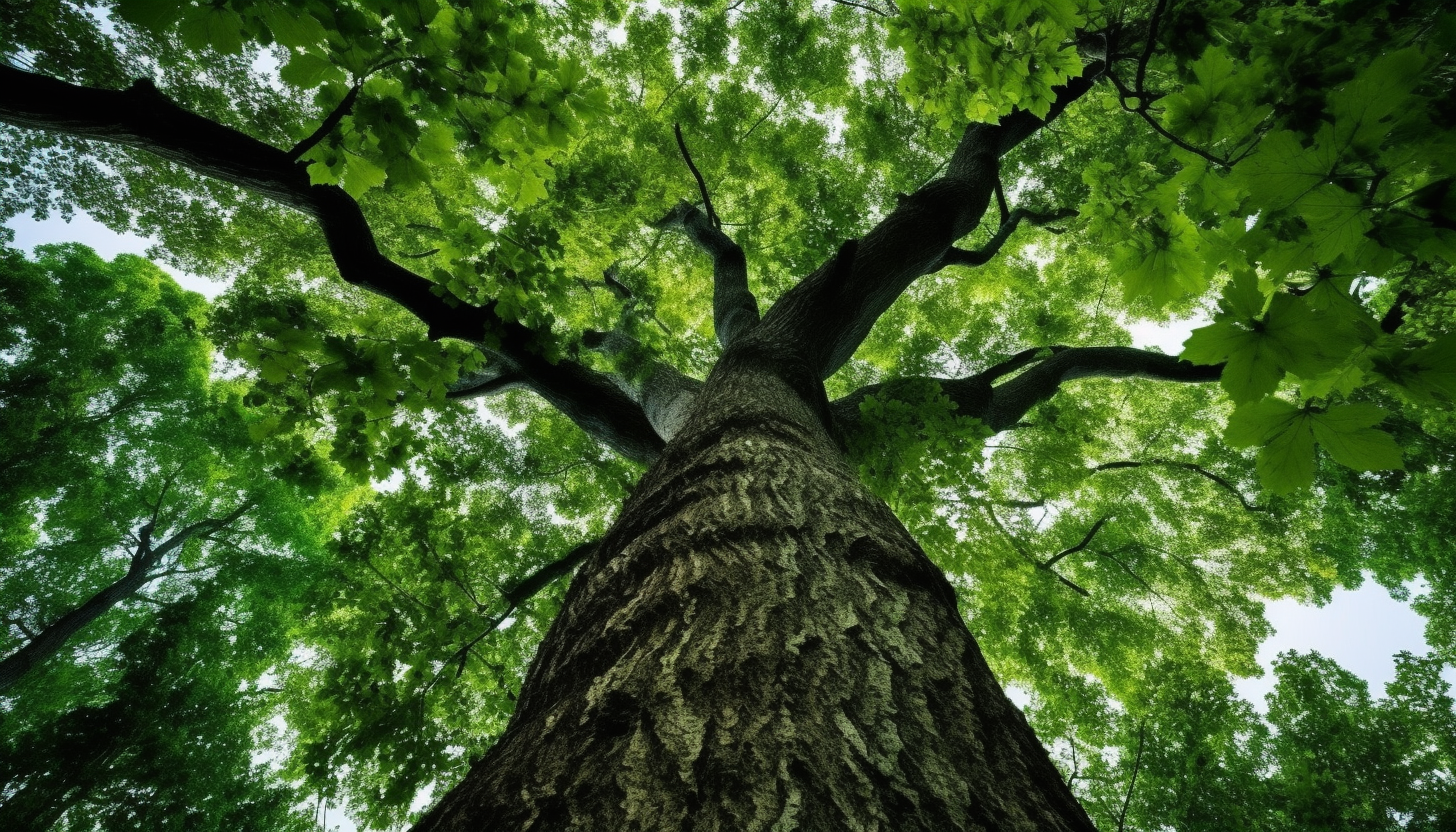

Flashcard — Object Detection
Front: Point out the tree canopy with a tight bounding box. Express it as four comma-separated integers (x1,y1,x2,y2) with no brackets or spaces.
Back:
2,0,1455,829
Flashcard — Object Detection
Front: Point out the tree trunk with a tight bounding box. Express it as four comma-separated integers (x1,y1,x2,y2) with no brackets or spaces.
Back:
414,339,1094,831
0,563,153,693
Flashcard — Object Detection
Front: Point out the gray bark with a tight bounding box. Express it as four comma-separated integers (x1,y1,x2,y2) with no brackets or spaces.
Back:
412,335,1094,831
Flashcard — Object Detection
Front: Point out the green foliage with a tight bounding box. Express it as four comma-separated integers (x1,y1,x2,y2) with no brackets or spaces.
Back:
845,378,991,521
279,399,634,827
1,592,315,832
1036,649,1456,832
4,0,1456,828
891,0,1092,124
0,245,342,828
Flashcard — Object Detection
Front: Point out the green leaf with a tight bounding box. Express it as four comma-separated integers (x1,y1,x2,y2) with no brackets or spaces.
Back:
1257,413,1316,494
255,5,329,49
1328,47,1426,152
1225,397,1303,448
114,0,185,31
1309,404,1403,472
281,52,344,89
340,155,388,199
1237,127,1338,211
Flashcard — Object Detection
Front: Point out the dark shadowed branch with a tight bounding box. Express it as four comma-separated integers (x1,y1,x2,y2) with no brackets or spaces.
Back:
0,65,665,463
446,367,528,400
672,123,719,229
1116,720,1148,832
981,347,1222,430
1043,516,1112,569
286,81,361,161
0,500,255,692
448,540,597,679
831,346,1222,436
934,207,1078,269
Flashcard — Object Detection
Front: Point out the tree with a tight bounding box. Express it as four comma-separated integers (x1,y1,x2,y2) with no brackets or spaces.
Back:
0,589,316,831
0,244,344,829
2,0,1454,829
0,244,338,693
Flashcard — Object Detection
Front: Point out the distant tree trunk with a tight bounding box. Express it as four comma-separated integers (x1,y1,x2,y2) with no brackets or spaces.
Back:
413,338,1094,831
0,562,155,693
0,505,247,693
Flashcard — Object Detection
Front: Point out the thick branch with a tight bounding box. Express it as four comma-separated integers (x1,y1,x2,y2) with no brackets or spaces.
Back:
1380,289,1412,334
584,329,704,444
0,66,663,463
753,61,1106,379
654,200,759,348
0,67,486,339
831,346,1220,438
983,347,1222,430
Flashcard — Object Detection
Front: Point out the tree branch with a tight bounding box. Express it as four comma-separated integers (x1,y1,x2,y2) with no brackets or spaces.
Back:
983,347,1222,430
1042,516,1111,569
583,329,704,443
0,499,254,692
827,0,895,17
286,82,361,161
983,505,1090,597
0,66,664,464
501,540,596,607
1380,288,1413,334
1093,459,1265,512
672,123,719,229
654,200,759,348
1116,720,1148,832
935,207,1078,269
752,59,1106,380
830,346,1217,438
446,367,528,400
449,540,596,679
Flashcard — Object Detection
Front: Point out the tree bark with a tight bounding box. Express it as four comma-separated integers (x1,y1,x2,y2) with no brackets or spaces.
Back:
412,335,1093,831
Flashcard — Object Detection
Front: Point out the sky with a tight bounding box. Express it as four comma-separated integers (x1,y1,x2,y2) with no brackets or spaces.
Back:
6,210,1450,829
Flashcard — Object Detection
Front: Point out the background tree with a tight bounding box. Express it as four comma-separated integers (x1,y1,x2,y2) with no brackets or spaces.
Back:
0,244,346,828
0,589,316,831
1,0,1454,829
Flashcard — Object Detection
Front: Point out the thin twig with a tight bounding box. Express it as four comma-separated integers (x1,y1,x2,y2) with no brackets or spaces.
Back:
1116,720,1148,832
1092,459,1265,512
287,82,361,161
673,123,719,228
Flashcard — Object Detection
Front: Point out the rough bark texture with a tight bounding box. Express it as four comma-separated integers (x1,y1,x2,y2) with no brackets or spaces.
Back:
413,337,1094,831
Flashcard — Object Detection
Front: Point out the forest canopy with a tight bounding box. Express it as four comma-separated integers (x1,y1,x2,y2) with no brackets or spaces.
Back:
2,0,1455,829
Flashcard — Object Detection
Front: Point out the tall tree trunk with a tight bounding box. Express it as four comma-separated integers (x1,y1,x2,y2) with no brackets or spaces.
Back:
414,340,1093,831
0,564,154,693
